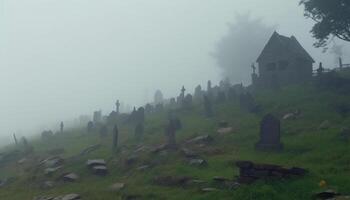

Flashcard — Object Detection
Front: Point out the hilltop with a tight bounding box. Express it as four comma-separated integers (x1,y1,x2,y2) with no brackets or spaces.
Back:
1,70,350,200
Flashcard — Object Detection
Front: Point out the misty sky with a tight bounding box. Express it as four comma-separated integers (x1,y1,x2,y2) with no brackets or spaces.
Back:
0,0,349,144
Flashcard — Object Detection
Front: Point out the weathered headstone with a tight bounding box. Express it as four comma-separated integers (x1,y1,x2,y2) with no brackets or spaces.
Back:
60,121,64,133
239,92,259,113
86,121,93,133
113,125,119,152
255,114,283,151
134,123,144,140
194,85,203,102
203,95,213,117
182,94,193,109
41,130,54,140
99,125,108,137
165,117,182,150
145,103,154,114
93,110,102,123
216,91,226,103
154,90,164,105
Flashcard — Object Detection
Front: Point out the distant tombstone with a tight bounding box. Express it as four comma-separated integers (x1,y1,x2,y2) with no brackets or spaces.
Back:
136,107,145,124
93,111,102,123
113,125,119,152
154,90,164,105
13,133,18,145
216,91,226,103
207,80,212,92
169,98,177,108
134,123,144,140
99,125,108,137
60,122,64,133
87,121,94,133
182,94,193,109
203,95,213,117
145,103,154,114
227,87,237,101
41,130,54,140
115,100,121,114
107,111,118,125
155,103,164,113
21,137,33,154
239,92,258,113
194,85,203,102
255,114,283,151
165,117,182,150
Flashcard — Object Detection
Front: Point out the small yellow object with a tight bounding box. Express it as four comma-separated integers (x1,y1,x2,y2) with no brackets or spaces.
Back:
319,180,327,188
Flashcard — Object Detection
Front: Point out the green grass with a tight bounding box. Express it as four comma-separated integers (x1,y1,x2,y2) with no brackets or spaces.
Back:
1,80,350,200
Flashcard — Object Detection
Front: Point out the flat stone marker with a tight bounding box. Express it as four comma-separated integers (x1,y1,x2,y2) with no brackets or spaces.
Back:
86,159,106,167
92,165,108,176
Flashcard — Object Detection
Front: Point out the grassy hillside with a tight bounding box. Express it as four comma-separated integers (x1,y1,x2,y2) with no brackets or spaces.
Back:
1,76,350,200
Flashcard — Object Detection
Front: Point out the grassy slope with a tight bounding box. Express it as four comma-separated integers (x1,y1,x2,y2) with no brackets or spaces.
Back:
1,82,350,200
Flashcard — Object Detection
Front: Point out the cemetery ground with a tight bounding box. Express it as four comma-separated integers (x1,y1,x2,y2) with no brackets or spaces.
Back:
2,81,350,199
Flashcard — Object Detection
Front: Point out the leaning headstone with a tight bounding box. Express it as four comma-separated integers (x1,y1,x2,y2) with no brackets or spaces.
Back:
255,114,283,151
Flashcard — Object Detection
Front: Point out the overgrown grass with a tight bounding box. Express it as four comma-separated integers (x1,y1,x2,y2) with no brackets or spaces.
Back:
1,81,350,200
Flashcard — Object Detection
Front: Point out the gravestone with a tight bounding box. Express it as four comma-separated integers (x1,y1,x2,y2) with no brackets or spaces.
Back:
115,100,120,114
93,111,102,123
165,117,182,150
113,125,119,152
182,94,193,109
169,98,177,109
194,85,203,102
155,103,164,112
145,103,154,114
227,87,237,101
136,107,145,124
239,92,260,113
99,125,108,137
87,121,94,133
60,122,64,133
255,114,283,151
134,123,144,140
216,91,226,103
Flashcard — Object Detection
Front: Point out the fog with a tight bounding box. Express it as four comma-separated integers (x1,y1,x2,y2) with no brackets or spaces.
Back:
0,0,349,145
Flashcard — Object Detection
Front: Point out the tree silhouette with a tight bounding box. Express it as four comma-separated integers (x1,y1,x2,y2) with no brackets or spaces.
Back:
300,0,350,47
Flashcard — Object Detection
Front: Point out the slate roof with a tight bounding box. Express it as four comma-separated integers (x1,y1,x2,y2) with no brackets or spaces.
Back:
257,31,314,63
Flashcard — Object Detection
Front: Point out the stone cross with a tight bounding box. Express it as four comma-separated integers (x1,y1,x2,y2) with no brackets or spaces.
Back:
115,100,120,114
255,114,283,151
180,86,186,99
